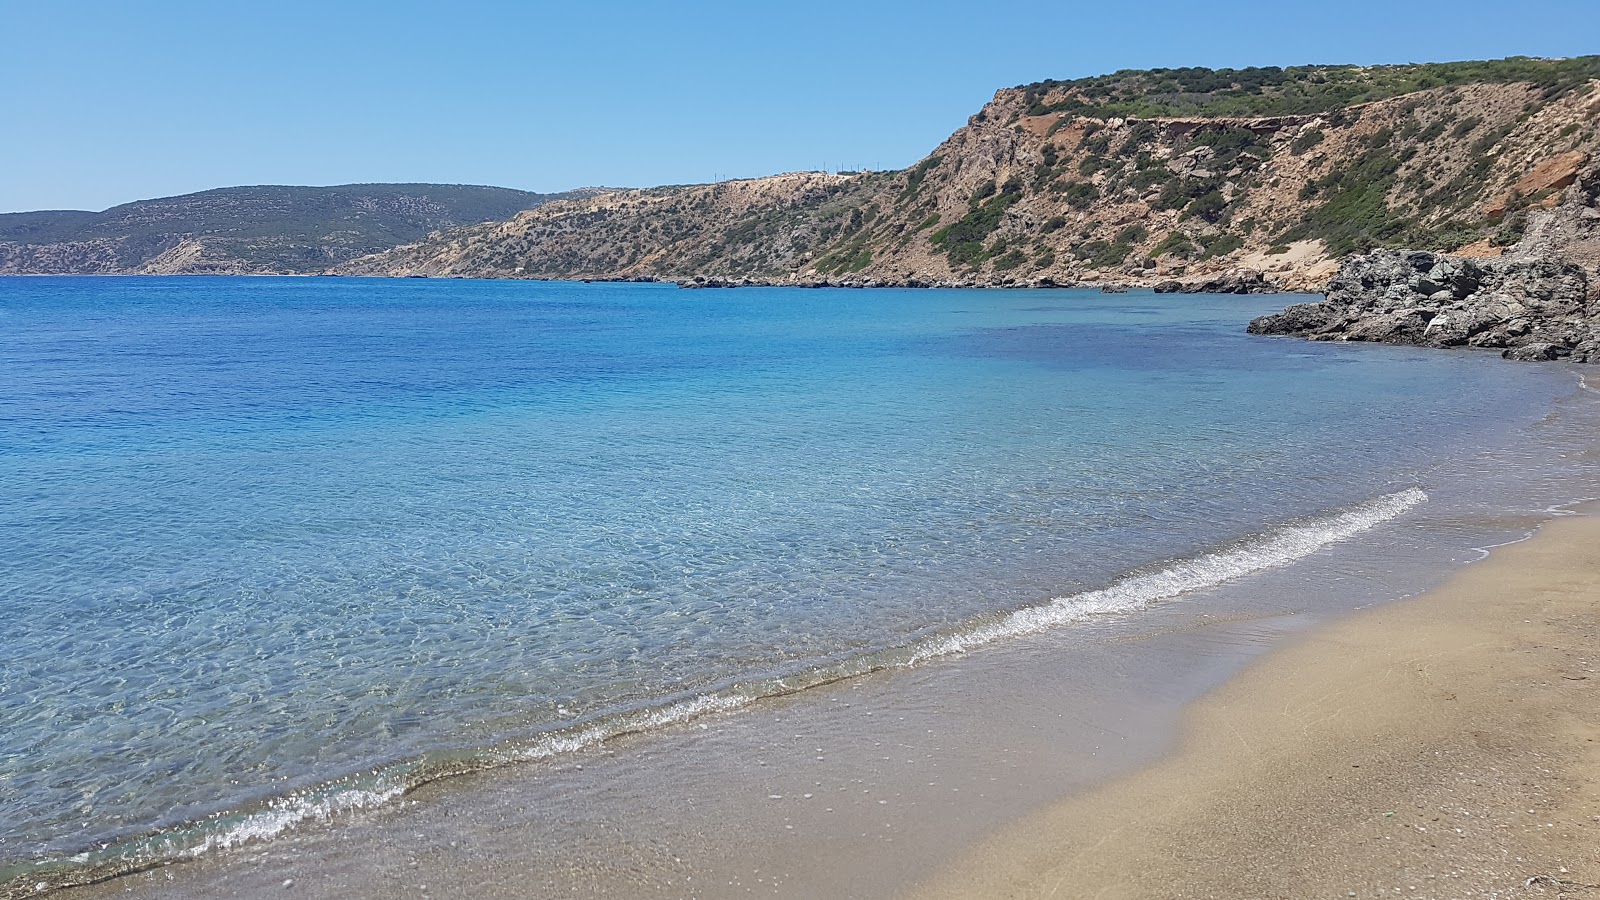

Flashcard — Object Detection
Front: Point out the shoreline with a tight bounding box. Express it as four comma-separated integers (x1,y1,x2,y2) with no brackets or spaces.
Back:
0,272,1317,294
907,504,1600,900
13,275,1597,898
20,490,1429,899
41,499,1589,900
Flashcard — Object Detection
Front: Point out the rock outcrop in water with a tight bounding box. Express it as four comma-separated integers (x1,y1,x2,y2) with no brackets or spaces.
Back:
1154,270,1281,294
1248,249,1597,360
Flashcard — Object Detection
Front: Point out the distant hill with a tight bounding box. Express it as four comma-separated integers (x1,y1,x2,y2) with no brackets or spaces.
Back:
338,56,1600,291
0,184,595,275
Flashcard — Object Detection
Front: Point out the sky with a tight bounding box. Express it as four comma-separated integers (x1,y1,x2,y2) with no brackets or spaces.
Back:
3,0,1598,213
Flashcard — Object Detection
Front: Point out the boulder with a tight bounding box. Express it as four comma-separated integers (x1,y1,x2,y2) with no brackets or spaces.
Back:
1248,249,1594,361
1151,270,1282,294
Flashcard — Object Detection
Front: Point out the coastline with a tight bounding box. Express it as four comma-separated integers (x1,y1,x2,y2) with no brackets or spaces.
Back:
42,498,1594,900
908,504,1600,900
10,279,1599,899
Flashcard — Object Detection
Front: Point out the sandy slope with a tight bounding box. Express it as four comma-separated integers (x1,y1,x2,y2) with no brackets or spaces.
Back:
907,507,1600,900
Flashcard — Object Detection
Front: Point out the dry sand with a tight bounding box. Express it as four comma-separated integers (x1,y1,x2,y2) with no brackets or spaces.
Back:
906,506,1600,900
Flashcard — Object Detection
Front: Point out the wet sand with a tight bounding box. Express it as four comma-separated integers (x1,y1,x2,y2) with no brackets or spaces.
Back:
907,506,1600,900
48,507,1596,900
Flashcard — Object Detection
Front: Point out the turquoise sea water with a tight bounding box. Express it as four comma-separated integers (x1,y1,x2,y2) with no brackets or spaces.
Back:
0,277,1589,889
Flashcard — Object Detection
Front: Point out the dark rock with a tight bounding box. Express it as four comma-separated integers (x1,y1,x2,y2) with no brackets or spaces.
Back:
1152,270,1281,294
677,275,749,288
1503,342,1569,361
1248,249,1595,362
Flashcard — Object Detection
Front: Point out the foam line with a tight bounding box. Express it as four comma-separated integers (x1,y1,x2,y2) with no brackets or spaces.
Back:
905,487,1427,664
3,488,1425,899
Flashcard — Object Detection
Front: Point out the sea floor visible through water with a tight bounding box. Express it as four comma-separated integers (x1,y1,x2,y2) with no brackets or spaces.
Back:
5,277,1600,898
54,501,1588,900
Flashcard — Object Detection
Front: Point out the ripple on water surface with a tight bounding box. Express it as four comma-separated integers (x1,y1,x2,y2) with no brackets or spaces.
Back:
0,277,1590,889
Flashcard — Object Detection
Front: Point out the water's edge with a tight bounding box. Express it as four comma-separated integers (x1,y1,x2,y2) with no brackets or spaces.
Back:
1,488,1426,899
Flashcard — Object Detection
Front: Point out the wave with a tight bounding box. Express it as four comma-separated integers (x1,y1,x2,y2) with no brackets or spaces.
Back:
1,488,1425,899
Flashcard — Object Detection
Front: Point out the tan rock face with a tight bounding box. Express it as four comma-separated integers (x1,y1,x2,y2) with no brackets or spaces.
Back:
1452,240,1505,258
1483,150,1590,218
1017,114,1062,139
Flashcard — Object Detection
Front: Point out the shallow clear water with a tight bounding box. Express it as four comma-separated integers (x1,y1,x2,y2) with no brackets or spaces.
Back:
0,277,1586,883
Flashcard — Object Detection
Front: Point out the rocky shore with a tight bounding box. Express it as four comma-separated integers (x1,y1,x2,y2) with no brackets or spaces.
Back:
1248,249,1598,361
673,270,1288,292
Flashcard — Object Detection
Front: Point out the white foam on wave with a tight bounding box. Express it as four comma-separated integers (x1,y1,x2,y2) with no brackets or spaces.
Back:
504,692,753,763
905,487,1428,665
175,780,406,859
175,693,757,859
12,490,1427,896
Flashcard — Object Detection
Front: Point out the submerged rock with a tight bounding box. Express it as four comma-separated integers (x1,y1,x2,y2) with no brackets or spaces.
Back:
1248,249,1596,362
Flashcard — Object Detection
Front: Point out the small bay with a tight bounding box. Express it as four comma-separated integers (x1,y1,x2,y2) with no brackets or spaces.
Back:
0,276,1588,885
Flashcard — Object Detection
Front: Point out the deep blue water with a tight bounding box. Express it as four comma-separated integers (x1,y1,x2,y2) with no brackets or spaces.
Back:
0,277,1585,882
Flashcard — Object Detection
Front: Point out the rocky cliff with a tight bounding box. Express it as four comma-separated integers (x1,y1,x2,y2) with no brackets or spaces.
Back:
338,57,1600,291
1247,137,1600,361
0,184,588,275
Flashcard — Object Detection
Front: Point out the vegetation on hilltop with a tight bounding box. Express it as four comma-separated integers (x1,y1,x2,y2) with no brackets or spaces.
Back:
1016,56,1600,119
343,60,1600,289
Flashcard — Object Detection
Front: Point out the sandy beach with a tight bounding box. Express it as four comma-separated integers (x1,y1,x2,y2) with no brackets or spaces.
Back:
908,505,1600,900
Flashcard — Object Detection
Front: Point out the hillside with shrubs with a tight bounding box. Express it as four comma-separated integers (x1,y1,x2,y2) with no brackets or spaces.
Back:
339,57,1600,290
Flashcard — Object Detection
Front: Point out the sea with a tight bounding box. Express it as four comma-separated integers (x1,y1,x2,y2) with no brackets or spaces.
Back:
3,276,1598,895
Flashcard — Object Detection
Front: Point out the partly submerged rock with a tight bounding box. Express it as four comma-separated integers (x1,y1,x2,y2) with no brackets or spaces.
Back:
1153,270,1281,294
1248,249,1595,361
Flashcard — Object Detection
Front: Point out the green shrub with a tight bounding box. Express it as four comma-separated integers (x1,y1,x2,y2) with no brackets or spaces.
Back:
1198,233,1245,259
1153,176,1220,211
1152,230,1196,258
1290,128,1326,154
1265,243,1291,255
1115,224,1149,244
1010,57,1600,119
901,156,943,198
1130,166,1174,191
1183,190,1228,223
1061,181,1100,209
1192,125,1262,157
1091,241,1134,267
1116,123,1157,157
930,191,1022,265
947,240,989,266
1278,149,1407,255
993,249,1028,270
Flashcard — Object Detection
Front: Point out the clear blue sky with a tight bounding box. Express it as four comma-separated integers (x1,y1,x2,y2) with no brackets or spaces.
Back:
3,0,1597,213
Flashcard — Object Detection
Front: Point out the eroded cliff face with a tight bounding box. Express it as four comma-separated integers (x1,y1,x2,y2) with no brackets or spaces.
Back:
339,74,1600,290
